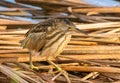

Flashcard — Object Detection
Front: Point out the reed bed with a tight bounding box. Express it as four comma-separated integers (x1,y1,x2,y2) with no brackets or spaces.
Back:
0,0,120,83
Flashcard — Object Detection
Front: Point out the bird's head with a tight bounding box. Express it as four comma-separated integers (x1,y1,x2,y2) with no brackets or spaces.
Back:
52,19,87,35
63,19,87,35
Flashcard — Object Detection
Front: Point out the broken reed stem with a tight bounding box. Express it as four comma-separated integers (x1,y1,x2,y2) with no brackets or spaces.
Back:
81,72,99,80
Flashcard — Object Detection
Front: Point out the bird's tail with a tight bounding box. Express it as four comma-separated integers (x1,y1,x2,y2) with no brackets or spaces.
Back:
19,39,26,48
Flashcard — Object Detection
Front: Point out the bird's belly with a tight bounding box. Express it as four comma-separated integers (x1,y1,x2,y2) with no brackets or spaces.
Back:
41,34,71,58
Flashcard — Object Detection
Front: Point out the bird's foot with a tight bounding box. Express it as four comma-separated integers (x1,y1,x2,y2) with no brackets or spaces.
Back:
47,59,71,83
30,64,39,70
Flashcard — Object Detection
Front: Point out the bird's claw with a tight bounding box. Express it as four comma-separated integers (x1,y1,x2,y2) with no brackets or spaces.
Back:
30,64,39,70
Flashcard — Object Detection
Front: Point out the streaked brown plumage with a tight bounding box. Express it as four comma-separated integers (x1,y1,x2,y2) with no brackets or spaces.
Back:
21,19,75,57
20,18,86,83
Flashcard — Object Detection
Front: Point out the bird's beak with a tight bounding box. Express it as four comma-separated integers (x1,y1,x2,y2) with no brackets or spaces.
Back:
70,27,88,35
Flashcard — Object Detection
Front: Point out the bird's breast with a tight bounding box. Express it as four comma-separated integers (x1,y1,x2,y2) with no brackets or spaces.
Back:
45,31,66,48
40,31,71,57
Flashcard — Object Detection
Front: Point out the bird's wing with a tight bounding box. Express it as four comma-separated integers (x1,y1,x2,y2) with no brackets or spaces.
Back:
25,23,46,37
20,32,46,52
20,19,54,51
25,20,52,37
20,20,51,51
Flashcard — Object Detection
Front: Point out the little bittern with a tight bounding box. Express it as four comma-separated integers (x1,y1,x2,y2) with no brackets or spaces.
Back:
20,18,86,83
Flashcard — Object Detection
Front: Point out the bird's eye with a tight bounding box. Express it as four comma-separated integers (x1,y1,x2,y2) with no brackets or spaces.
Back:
69,27,74,30
65,19,71,25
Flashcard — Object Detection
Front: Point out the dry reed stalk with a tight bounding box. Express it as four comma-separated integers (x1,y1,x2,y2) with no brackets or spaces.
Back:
62,66,120,73
112,81,120,83
102,73,120,80
71,38,120,44
0,35,23,37
66,45,120,50
12,71,42,83
58,54,120,61
76,22,120,30
36,63,79,69
63,50,120,54
0,36,24,40
0,54,120,62
92,16,120,20
0,46,22,50
0,19,34,25
0,26,7,30
0,8,40,12
96,33,120,37
69,41,97,45
15,0,88,7
90,28,112,34
0,54,28,58
0,11,30,16
14,0,120,14
106,28,120,34
0,45,107,50
1,45,120,52
0,30,27,35
3,63,41,82
72,33,120,38
64,0,86,4
0,49,28,54
91,60,120,64
15,63,55,83
2,44,120,54
0,40,20,45
72,7,120,13
0,0,31,8
0,39,99,46
81,72,99,80
0,65,28,83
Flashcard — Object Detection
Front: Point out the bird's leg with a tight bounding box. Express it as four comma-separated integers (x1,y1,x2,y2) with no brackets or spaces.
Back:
47,58,71,83
29,52,39,70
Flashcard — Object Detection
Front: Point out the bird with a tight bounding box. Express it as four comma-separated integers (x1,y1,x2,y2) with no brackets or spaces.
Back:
20,18,87,83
